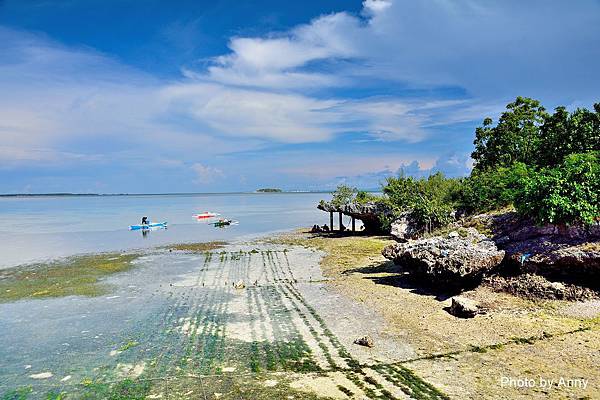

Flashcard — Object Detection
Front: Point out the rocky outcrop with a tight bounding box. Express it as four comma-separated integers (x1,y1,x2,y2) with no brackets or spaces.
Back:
484,274,599,301
318,201,394,233
382,229,505,288
390,211,422,241
448,296,482,318
490,215,600,288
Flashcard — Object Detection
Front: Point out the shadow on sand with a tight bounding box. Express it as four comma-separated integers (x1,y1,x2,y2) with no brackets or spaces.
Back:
344,259,464,302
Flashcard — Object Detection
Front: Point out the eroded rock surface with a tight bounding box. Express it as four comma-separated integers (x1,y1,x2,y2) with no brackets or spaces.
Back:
448,296,481,318
383,230,505,288
390,211,422,242
490,215,600,287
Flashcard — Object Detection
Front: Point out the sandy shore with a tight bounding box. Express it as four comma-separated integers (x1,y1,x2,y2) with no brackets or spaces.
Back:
271,229,600,399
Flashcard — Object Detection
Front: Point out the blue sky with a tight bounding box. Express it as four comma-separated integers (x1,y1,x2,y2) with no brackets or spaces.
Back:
1,0,599,193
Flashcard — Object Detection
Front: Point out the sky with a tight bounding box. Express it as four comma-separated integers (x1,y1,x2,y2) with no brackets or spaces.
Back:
1,0,599,193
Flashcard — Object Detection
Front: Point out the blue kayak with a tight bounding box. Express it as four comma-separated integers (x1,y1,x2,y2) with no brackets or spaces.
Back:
129,222,167,230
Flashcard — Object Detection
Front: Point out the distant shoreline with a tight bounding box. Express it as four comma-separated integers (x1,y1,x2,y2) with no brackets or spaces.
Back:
0,190,381,198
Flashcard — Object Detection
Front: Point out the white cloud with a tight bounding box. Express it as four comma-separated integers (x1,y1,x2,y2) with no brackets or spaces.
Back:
1,0,598,189
191,163,223,184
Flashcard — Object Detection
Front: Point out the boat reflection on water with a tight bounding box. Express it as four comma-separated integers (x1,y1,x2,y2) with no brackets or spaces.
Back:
141,225,167,238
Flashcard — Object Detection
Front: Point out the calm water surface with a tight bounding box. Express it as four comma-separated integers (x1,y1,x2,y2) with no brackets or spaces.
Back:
0,193,332,268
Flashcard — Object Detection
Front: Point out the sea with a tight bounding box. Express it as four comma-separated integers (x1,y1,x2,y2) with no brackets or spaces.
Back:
0,192,337,269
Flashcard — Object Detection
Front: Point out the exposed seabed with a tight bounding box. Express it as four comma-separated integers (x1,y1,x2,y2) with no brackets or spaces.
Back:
0,244,444,399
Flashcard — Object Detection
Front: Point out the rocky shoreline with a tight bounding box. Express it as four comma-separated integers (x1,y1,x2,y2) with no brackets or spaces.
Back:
382,209,600,305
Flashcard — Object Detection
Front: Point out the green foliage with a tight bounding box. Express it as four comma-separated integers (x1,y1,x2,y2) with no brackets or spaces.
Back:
467,97,599,225
515,152,600,225
536,104,600,167
383,172,462,231
354,190,380,204
473,97,599,170
459,163,533,213
329,184,357,207
472,97,548,171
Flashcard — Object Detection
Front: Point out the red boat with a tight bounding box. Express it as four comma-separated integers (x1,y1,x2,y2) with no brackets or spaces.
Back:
193,212,219,219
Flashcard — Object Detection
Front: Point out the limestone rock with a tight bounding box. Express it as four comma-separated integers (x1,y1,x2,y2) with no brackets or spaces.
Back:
390,211,423,241
489,216,600,288
448,296,480,318
382,234,504,288
353,335,374,348
317,201,394,233
484,274,599,301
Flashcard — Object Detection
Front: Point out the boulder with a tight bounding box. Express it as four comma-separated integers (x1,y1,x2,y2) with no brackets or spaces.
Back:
353,335,374,348
382,234,505,288
390,211,422,242
448,296,481,318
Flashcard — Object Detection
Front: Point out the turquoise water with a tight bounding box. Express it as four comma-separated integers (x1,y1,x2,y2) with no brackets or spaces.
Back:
0,193,334,268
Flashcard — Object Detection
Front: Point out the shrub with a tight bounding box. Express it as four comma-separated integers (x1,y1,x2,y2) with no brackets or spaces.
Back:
329,184,357,208
383,172,462,231
459,162,533,213
515,152,599,225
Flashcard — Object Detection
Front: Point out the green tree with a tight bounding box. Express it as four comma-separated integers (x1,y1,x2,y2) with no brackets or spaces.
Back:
537,104,600,166
472,97,548,170
329,184,357,207
459,162,533,213
515,151,599,225
383,172,462,232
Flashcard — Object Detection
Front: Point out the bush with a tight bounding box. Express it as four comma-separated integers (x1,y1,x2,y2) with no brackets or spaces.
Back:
329,184,357,208
515,152,599,225
459,162,533,213
355,190,380,204
383,172,463,231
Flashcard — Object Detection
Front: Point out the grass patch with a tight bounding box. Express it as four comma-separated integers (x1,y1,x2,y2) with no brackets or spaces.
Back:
161,241,226,253
270,231,394,276
0,253,140,303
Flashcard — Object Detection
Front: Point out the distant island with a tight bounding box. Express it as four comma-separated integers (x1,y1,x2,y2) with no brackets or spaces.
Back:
256,188,283,193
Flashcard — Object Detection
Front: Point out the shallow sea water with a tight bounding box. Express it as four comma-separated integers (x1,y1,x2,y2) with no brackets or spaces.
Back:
0,193,330,268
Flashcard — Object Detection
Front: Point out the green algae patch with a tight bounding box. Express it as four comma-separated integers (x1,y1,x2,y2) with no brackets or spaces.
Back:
162,241,227,253
0,253,140,303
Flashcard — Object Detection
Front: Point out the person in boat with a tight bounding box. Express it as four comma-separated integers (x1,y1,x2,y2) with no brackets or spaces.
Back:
141,216,149,225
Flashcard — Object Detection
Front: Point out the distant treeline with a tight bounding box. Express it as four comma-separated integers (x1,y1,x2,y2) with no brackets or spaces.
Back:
256,188,283,193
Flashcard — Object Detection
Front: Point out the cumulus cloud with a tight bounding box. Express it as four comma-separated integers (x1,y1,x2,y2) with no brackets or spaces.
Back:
191,163,223,184
1,0,599,191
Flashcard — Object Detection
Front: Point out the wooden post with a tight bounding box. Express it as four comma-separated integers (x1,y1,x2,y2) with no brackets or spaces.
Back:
330,211,334,231
339,212,343,231
352,217,355,232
